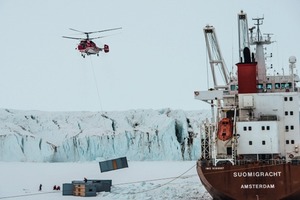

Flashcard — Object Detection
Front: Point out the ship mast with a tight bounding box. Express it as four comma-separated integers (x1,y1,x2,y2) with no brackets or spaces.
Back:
249,16,272,82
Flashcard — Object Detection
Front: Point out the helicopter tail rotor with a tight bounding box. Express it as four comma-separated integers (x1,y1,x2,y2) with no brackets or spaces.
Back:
104,44,109,53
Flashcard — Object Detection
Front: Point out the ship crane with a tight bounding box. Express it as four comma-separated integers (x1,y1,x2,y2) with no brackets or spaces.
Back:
204,25,230,90
238,10,251,63
202,26,237,166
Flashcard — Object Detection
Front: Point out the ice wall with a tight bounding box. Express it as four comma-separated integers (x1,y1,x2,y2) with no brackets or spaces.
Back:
0,108,209,162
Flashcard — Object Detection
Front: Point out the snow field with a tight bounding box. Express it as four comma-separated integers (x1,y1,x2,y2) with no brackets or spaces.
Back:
0,161,212,200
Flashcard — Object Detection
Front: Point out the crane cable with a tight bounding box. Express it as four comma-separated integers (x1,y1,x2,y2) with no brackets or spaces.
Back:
89,56,103,112
88,56,109,131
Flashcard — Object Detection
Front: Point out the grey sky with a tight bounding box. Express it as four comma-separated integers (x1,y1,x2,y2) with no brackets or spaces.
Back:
0,0,299,112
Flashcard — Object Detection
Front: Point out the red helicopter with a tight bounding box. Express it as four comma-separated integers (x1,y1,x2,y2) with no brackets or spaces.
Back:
63,27,121,58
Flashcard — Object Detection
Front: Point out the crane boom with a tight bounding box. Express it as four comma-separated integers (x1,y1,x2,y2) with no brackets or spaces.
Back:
204,25,229,90
237,10,251,63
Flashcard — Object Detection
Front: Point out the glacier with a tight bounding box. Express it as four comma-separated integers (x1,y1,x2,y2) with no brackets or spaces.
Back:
0,108,210,162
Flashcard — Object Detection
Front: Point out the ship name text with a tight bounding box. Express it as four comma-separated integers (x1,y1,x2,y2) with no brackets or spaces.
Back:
241,184,275,189
205,167,224,170
233,171,282,177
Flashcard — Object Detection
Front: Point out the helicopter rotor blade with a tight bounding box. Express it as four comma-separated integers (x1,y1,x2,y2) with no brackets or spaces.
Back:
68,27,122,35
89,36,106,40
69,28,86,34
89,33,121,40
66,27,122,40
62,36,84,40
87,27,122,34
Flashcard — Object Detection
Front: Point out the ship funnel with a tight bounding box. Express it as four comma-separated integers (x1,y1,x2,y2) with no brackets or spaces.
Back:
237,47,257,93
236,62,257,93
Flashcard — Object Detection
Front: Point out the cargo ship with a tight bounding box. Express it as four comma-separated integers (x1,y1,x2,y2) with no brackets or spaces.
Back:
194,11,300,200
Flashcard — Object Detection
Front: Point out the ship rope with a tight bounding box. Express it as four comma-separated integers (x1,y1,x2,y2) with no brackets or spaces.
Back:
0,191,58,199
111,163,197,195
0,164,198,198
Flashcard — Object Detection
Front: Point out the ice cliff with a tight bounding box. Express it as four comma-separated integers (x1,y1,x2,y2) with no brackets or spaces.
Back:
0,108,209,162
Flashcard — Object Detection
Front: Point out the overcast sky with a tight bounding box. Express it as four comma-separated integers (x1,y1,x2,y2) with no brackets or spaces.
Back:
0,0,299,112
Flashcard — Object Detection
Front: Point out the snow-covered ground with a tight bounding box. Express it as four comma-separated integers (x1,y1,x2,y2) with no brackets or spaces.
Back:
0,161,212,200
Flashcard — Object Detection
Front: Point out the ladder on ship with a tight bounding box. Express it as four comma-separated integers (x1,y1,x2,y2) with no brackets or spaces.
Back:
201,119,214,160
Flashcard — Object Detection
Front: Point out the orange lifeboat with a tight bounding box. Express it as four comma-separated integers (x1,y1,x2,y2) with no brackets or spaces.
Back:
217,118,233,141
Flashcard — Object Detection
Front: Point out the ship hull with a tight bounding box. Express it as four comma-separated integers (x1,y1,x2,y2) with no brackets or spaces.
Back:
197,160,300,200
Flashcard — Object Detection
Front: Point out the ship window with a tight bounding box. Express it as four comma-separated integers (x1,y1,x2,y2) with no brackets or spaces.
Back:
257,84,263,90
284,97,288,101
285,126,289,132
243,126,247,131
281,83,289,88
289,97,293,101
248,126,252,131
290,111,294,115
262,140,266,145
286,140,289,144
230,85,235,91
285,111,288,116
249,141,252,145
266,126,270,130
266,83,272,89
227,147,232,155
291,140,295,144
291,125,294,130
230,85,238,91
261,126,265,130
275,83,280,89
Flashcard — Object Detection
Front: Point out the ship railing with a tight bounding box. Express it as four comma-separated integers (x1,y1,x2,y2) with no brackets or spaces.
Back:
199,158,300,167
216,154,232,159
237,115,279,122
235,159,288,166
259,115,278,121
291,158,300,165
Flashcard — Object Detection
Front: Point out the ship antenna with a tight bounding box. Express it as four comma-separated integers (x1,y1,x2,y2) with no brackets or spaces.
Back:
252,17,264,42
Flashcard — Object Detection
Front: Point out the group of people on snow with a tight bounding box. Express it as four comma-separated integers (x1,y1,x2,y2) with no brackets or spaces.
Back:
38,184,60,191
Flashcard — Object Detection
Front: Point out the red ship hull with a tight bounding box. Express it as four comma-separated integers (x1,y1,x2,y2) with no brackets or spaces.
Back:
197,160,300,200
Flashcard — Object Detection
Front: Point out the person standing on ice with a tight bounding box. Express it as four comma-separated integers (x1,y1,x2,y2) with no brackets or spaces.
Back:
39,184,42,191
